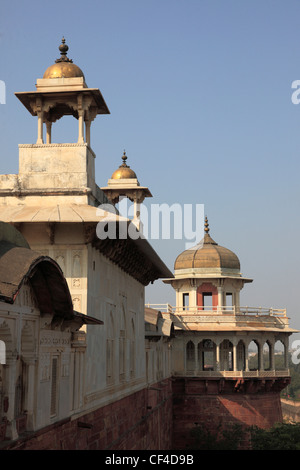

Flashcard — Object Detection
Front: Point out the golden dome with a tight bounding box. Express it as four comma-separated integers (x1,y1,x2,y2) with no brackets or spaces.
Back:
111,151,137,179
174,217,240,272
43,37,85,80
43,62,85,79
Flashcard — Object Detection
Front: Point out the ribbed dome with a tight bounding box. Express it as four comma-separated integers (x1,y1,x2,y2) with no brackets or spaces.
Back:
174,218,240,272
111,151,137,180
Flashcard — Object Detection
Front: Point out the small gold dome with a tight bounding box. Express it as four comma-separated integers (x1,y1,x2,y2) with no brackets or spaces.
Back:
43,61,85,79
111,151,137,180
174,217,240,271
43,37,85,80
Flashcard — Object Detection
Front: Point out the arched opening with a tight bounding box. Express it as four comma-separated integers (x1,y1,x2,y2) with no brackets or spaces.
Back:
48,114,79,145
237,340,246,371
186,341,195,371
220,340,233,371
263,341,272,370
274,339,286,370
248,340,259,370
198,339,215,371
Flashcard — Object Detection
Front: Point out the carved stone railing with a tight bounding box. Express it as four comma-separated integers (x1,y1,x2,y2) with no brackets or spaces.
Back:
145,304,287,317
174,369,290,378
173,369,290,378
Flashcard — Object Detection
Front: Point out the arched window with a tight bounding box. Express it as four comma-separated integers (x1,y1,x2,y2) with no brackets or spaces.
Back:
237,340,246,371
248,340,259,370
186,341,195,371
199,339,215,371
274,339,286,371
263,341,272,370
220,340,233,371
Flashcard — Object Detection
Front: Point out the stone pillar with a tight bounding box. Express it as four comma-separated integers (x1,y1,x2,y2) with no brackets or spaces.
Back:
217,286,223,312
215,341,220,371
22,356,37,431
235,290,241,313
71,331,86,411
85,120,91,146
77,95,85,144
37,112,44,144
190,287,197,311
258,341,264,371
197,343,203,371
35,97,44,144
284,337,289,369
233,343,238,371
175,288,180,313
245,340,250,371
4,354,18,440
78,110,85,143
46,121,52,144
195,340,199,373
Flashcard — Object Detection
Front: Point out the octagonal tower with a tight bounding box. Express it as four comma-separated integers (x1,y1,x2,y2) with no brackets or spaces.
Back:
158,216,297,447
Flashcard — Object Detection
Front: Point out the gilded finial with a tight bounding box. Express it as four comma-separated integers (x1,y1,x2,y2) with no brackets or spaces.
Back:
55,37,73,64
204,216,209,234
121,150,129,168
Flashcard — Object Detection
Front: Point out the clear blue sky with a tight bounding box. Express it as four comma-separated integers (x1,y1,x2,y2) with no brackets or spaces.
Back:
1,0,300,335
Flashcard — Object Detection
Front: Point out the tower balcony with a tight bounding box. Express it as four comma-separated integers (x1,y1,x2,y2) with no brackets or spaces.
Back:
146,303,287,316
145,303,295,382
145,303,290,332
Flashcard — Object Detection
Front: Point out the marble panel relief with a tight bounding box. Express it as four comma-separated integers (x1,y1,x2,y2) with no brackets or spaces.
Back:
55,252,66,275
61,353,70,378
72,295,82,313
71,251,82,289
40,353,51,382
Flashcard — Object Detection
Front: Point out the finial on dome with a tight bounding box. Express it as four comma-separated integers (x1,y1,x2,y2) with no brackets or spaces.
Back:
110,151,137,179
204,216,210,234
203,216,217,245
55,37,73,63
121,150,129,167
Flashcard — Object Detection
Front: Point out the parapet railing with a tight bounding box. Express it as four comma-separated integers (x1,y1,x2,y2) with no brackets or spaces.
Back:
145,304,287,317
174,369,290,378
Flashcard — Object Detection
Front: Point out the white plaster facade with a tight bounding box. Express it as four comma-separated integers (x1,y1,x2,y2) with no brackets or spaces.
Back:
0,40,173,444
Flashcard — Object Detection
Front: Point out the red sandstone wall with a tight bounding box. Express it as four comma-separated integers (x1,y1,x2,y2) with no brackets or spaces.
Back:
3,380,173,450
172,378,284,449
3,376,287,450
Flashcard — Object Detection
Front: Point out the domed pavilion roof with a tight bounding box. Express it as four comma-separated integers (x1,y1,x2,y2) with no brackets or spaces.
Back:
110,151,137,180
174,217,241,275
43,37,85,80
